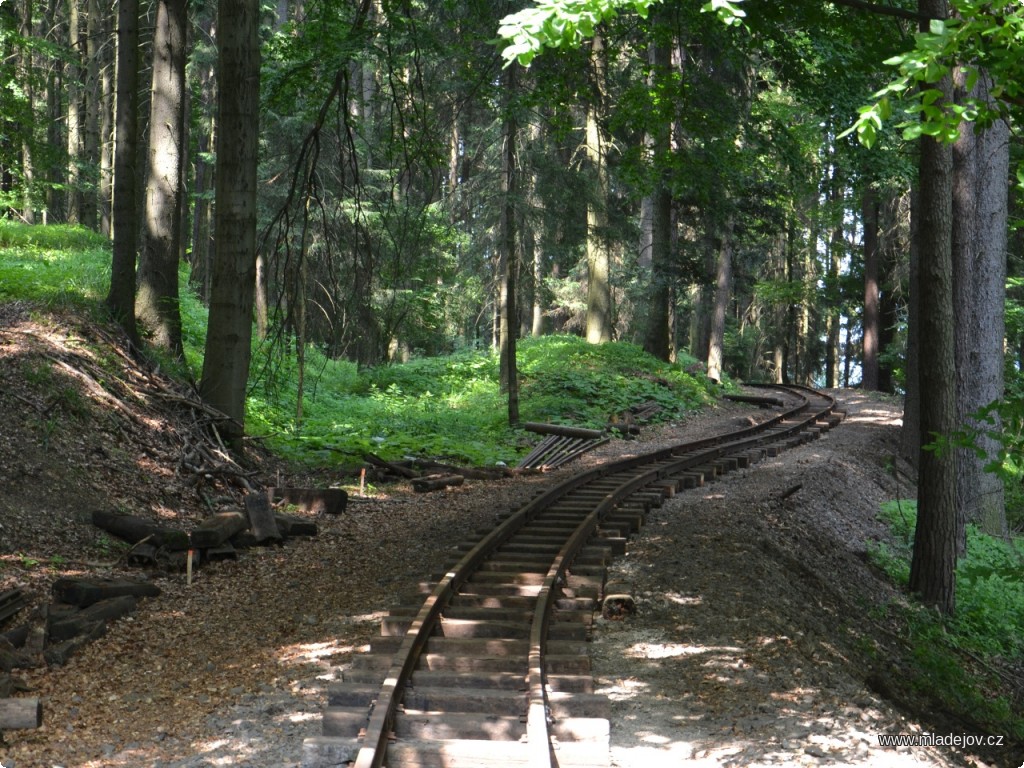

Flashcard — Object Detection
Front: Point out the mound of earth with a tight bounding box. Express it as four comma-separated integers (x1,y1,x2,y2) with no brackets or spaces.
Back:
0,306,1019,768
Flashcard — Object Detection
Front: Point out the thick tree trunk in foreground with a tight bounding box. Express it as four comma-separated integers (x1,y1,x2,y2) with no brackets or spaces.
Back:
952,69,1008,540
909,10,958,614
200,0,261,445
136,0,187,358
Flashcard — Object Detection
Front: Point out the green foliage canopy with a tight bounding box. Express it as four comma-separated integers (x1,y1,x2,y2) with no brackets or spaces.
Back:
842,0,1024,147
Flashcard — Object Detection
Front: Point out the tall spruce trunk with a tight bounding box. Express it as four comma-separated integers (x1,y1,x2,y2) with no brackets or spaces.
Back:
861,187,880,390
707,222,733,384
585,29,612,344
200,0,260,445
136,0,187,357
909,0,958,614
498,65,519,424
952,69,1008,540
104,0,140,345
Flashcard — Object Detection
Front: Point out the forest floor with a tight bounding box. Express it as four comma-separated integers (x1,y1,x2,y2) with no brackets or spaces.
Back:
0,306,1021,768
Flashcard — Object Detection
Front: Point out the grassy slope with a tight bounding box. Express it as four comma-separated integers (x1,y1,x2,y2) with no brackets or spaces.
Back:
0,220,717,469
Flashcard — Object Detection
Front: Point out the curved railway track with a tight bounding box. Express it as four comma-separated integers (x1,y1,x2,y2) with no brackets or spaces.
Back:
303,385,843,768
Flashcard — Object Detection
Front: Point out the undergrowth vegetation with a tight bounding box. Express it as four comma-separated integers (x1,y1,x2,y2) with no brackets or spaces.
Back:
247,336,717,467
0,220,718,469
869,500,1024,740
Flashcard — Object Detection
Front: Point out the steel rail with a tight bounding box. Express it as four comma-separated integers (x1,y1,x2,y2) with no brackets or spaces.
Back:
349,384,836,768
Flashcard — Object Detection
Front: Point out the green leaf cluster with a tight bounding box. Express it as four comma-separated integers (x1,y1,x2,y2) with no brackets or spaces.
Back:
842,1,1024,148
498,0,662,66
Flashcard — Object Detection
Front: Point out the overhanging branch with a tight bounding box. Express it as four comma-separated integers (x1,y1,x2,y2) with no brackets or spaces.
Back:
827,0,941,23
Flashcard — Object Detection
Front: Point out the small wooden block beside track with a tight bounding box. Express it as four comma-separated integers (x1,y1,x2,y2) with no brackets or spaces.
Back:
302,385,842,768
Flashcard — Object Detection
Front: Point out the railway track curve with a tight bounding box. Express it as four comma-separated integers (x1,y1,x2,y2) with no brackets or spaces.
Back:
303,385,843,768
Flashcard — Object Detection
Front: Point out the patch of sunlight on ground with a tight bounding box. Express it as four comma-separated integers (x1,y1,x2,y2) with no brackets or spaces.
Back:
626,641,743,660
846,407,902,427
665,591,702,606
277,638,359,666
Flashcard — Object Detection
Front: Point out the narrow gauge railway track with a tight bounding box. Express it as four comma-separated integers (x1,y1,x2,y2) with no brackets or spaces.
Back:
303,385,843,768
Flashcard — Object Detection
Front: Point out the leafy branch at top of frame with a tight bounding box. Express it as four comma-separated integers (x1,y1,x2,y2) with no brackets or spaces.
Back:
841,0,1024,148
496,0,746,68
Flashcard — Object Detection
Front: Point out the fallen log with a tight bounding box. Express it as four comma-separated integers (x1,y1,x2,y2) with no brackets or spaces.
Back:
274,513,318,537
522,422,605,440
47,596,137,643
244,492,282,544
411,474,464,493
0,588,26,627
0,696,42,729
364,452,419,479
724,393,785,408
271,487,348,516
52,577,160,608
44,621,106,666
190,511,249,549
409,460,513,480
91,510,190,551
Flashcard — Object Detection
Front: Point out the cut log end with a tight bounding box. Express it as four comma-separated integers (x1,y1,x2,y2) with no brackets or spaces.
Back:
0,696,43,729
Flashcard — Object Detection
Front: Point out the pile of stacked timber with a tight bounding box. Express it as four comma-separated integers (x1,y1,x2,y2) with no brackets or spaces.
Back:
91,489,328,571
1,577,164,733
516,423,609,470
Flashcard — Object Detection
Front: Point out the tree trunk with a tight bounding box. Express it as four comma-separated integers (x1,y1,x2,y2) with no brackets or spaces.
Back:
81,0,100,229
909,4,958,614
585,30,612,344
199,0,261,446
901,187,921,463
98,21,113,237
18,0,35,223
104,0,141,346
707,222,733,384
65,0,82,224
640,19,672,361
188,11,216,303
951,68,1008,540
136,0,187,358
861,186,880,390
498,65,519,425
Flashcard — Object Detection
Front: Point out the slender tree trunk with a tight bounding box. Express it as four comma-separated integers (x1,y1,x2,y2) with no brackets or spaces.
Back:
902,187,921,462
200,0,260,444
909,1,958,614
707,222,733,384
18,0,35,223
66,0,82,223
861,187,880,390
585,29,612,344
498,65,519,425
826,168,843,389
104,0,141,346
81,0,100,229
189,11,216,302
641,18,672,360
44,0,64,218
136,0,187,357
99,24,113,237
